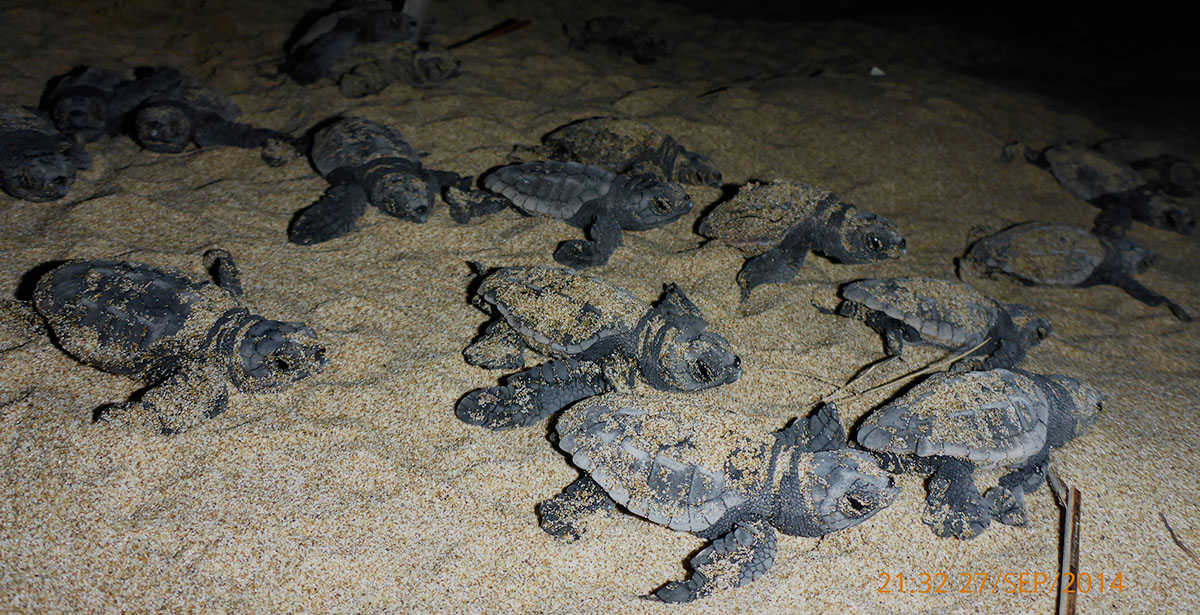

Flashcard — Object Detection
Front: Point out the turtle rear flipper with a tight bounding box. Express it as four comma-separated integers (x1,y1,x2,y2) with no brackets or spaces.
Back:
650,519,778,603
736,246,807,298
923,457,990,539
777,402,846,452
288,183,370,245
538,475,616,541
462,319,526,370
455,359,608,430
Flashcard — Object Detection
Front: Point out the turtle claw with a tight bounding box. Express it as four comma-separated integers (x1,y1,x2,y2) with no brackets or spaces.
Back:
985,486,1028,527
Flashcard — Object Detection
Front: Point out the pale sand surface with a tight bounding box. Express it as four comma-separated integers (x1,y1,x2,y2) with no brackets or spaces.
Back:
1,1,1198,613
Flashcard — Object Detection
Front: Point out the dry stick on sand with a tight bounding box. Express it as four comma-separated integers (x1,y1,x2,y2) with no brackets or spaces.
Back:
823,338,993,404
1160,512,1200,569
1048,466,1080,615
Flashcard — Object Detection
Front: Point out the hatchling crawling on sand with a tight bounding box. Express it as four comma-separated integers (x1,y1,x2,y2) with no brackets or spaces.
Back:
963,221,1191,321
838,277,1050,370
700,180,906,297
483,160,692,267
41,65,182,143
130,68,296,165
0,104,90,202
288,116,487,244
456,266,741,430
857,368,1101,539
31,250,327,434
1037,142,1194,236
541,393,898,602
283,0,418,85
517,117,722,187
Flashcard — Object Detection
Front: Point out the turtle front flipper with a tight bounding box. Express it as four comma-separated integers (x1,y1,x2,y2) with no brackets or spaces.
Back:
538,475,616,541
736,246,807,298
193,119,296,166
554,215,622,268
456,359,608,430
1109,274,1192,321
202,249,243,298
986,452,1049,527
288,183,370,245
923,457,991,539
650,519,778,603
101,362,230,435
287,30,360,85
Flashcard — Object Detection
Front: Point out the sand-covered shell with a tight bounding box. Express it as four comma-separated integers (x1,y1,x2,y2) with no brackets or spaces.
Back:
966,222,1106,287
310,116,420,177
843,278,998,348
699,181,842,257
556,392,774,532
1,104,55,134
483,161,615,220
478,266,646,355
857,369,1049,465
538,117,720,186
152,76,239,122
33,260,230,377
1043,142,1145,202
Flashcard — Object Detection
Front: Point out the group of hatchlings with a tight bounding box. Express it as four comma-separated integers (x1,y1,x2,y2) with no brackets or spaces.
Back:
3,0,1199,605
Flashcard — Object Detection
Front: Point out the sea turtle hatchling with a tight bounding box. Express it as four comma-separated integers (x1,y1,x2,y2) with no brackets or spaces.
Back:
0,104,91,202
962,221,1191,321
283,0,418,85
699,180,906,297
518,117,721,187
856,368,1101,539
838,277,1050,370
541,393,898,602
483,160,692,268
40,66,183,143
31,250,327,434
288,116,482,245
456,266,741,430
1038,142,1194,236
130,68,296,165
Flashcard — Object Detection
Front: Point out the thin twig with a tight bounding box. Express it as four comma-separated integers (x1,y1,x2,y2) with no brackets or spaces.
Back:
1160,512,1200,569
1048,466,1080,615
823,338,992,404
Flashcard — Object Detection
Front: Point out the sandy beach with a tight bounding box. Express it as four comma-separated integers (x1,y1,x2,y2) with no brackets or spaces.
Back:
1,1,1197,613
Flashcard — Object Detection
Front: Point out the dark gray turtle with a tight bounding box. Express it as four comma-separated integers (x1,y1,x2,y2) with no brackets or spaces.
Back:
284,0,418,85
1038,142,1194,236
336,42,461,97
456,266,741,430
541,393,898,602
700,180,907,297
519,117,721,187
0,104,90,202
131,68,296,165
565,16,671,65
1095,138,1200,198
838,277,1050,370
856,368,1101,539
963,221,1191,321
483,161,692,268
40,66,183,143
32,250,327,434
288,116,480,245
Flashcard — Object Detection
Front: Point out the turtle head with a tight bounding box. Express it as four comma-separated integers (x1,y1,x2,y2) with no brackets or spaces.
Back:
829,211,906,264
1049,375,1103,436
639,285,741,391
773,449,899,537
1002,303,1052,348
0,135,80,202
367,10,418,42
1111,237,1155,274
234,319,328,391
51,95,108,141
365,162,433,222
134,103,193,153
676,151,722,187
619,176,692,230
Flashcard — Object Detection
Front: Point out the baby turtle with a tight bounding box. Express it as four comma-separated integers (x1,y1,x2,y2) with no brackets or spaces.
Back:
40,66,182,143
838,277,1050,370
456,266,741,430
284,0,418,85
32,250,327,434
963,221,1191,321
857,368,1101,539
565,16,671,65
483,160,692,268
288,116,475,245
0,104,91,202
1038,142,1194,236
131,68,295,165
700,180,906,297
542,393,898,602
520,117,721,187
336,42,462,97
1095,138,1200,198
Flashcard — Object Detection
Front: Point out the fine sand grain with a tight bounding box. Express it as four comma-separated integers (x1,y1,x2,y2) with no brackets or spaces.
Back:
2,1,1197,613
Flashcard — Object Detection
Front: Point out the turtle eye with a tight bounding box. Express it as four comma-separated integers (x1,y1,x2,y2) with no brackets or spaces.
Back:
649,197,672,215
843,492,872,513
866,236,884,251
